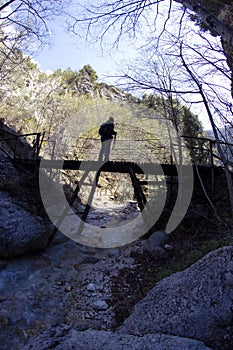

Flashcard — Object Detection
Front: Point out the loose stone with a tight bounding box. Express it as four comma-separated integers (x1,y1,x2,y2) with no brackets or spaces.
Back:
87,283,96,292
92,300,109,311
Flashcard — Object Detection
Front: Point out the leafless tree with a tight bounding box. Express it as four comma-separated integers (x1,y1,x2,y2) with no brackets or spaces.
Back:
70,1,233,215
117,21,233,211
69,0,233,97
0,0,70,92
179,41,233,212
69,1,233,47
0,0,68,47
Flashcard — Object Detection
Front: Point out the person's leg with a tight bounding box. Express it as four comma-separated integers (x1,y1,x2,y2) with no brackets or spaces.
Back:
98,142,104,161
103,139,112,161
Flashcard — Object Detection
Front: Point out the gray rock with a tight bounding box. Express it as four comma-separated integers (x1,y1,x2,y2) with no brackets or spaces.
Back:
87,283,96,292
92,300,108,311
119,246,233,350
73,255,100,268
0,192,49,258
22,325,212,350
108,248,120,258
164,244,173,250
142,230,170,254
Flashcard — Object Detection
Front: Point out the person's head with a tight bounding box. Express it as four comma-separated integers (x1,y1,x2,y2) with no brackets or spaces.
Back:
108,117,114,123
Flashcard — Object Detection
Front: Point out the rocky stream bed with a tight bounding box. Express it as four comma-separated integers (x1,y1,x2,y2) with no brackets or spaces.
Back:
1,150,233,350
0,196,151,349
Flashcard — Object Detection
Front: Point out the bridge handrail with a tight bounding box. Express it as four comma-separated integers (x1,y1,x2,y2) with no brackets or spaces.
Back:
1,127,231,167
0,128,45,160
47,135,214,165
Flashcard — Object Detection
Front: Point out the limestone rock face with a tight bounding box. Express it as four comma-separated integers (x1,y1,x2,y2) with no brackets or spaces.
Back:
218,3,233,96
119,246,233,350
0,191,49,258
22,325,212,350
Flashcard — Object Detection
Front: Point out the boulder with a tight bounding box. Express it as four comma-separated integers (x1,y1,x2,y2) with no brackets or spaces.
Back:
0,192,49,258
119,246,233,350
22,324,211,350
142,230,171,256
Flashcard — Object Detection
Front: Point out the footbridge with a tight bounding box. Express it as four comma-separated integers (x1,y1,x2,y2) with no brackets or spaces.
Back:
2,129,227,183
0,127,231,243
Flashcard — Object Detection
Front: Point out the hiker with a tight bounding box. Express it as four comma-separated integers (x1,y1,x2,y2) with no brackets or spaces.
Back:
98,117,117,161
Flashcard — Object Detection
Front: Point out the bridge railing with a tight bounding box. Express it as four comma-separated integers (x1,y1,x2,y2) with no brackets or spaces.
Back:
0,128,45,160
8,130,230,168
41,137,177,163
41,135,218,165
182,136,217,165
183,135,233,167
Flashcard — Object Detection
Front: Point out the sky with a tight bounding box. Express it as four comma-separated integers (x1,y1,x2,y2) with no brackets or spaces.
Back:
32,21,138,84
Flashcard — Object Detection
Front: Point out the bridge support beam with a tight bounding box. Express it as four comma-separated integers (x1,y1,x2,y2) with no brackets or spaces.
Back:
128,166,147,211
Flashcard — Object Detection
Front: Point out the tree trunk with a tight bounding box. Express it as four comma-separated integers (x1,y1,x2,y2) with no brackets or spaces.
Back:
175,0,233,46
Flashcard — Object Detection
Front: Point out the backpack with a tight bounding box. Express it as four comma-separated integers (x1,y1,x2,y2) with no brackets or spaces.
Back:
99,122,115,141
99,123,107,136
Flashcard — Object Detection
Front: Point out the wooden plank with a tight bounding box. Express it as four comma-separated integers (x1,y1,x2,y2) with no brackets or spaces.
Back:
16,158,224,178
22,159,179,176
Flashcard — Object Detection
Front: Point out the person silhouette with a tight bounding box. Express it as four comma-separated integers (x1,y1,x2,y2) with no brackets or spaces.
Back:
98,117,117,161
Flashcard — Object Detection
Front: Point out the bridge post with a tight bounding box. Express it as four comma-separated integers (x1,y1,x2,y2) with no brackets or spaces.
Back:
77,169,101,235
35,133,41,157
210,140,215,194
128,166,146,211
13,136,18,160
209,140,215,166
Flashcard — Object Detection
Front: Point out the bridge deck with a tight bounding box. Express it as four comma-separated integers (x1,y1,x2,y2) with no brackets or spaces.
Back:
17,158,224,177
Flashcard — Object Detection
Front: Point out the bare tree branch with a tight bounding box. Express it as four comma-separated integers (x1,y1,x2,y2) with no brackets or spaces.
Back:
0,0,17,13
70,0,233,48
179,41,233,214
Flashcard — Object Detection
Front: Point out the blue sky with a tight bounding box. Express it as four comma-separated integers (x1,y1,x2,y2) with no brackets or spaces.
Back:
32,21,137,84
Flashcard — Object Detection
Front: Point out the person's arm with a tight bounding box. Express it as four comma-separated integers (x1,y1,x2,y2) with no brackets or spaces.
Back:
112,124,117,137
